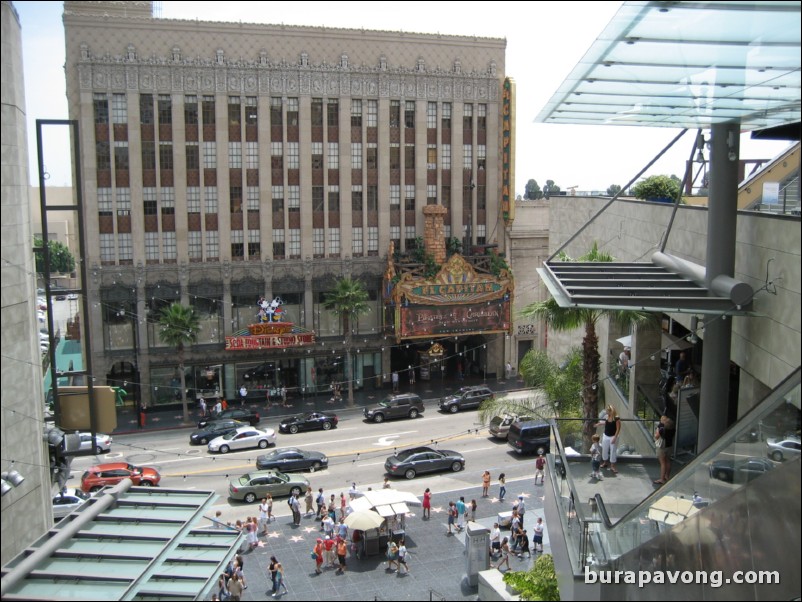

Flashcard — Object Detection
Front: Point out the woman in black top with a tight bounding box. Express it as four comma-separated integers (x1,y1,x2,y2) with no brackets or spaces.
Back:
654,415,675,484
596,405,622,474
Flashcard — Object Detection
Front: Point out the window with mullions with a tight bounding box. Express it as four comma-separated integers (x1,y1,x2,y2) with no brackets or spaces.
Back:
478,104,487,130
231,229,245,258
288,229,301,258
442,144,451,169
390,145,400,169
405,226,416,250
205,186,218,213
246,141,258,169
427,102,437,129
367,186,378,211
327,99,339,127
442,102,451,129
391,225,400,246
427,184,437,205
287,98,299,126
328,142,339,169
351,99,362,127
247,186,259,212
273,229,285,258
229,142,242,168
206,230,219,259
312,142,324,169
203,141,217,169
390,100,400,128
404,145,415,167
160,187,174,215
367,100,378,127
248,230,261,258
245,97,257,125
114,141,129,170
112,94,128,124
313,228,325,256
329,228,340,255
287,142,299,169
405,185,415,211
367,226,378,253
427,145,437,170
98,188,113,216
202,96,215,125
351,143,363,169
352,227,363,256
463,145,472,170
313,186,325,212
477,145,486,171
142,142,156,170
188,230,202,259
311,98,323,126
230,186,243,213
118,233,132,262
404,101,415,128
158,95,172,125
187,187,201,213
272,186,284,213
100,234,115,263
352,185,363,211
184,95,198,125
94,93,109,124
159,142,173,170
116,188,131,216
140,94,154,125
287,186,300,212
163,231,177,260
228,96,241,125
463,103,473,130
145,232,159,261
270,97,283,126
366,145,377,170
271,142,283,169
390,185,400,206
328,186,339,212
186,142,199,170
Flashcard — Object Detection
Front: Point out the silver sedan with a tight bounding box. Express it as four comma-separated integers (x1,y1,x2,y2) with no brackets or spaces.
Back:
208,426,277,454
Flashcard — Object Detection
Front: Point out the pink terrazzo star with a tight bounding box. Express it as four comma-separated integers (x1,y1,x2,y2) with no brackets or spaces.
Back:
268,532,282,539
431,506,444,513
290,535,305,542
303,526,318,533
489,497,500,503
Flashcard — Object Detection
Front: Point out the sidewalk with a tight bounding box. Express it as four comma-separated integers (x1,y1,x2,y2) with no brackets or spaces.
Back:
113,375,527,435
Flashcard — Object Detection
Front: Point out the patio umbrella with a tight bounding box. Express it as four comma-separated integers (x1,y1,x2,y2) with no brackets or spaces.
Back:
343,510,385,531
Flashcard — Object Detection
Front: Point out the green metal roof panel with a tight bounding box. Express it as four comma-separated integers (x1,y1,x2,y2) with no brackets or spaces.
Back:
5,581,130,600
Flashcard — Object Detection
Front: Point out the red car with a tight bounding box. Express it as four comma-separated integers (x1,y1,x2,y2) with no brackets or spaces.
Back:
80,462,161,492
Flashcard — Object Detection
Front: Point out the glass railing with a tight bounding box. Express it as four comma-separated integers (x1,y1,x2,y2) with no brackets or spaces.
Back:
548,367,800,574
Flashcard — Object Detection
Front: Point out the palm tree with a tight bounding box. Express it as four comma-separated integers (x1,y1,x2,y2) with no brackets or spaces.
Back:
157,302,200,422
323,278,370,407
522,243,655,450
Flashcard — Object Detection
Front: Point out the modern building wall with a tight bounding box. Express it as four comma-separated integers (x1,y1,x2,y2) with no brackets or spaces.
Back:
62,2,508,405
29,186,78,255
1,0,55,565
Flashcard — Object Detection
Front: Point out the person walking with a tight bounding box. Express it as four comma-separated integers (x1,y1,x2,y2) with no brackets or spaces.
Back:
492,537,511,571
339,492,347,520
348,482,359,500
239,384,248,406
304,488,314,516
498,473,507,502
289,493,301,526
516,529,531,559
422,487,432,520
383,476,391,489
654,415,676,485
490,523,501,558
392,371,399,392
385,540,399,572
482,470,491,497
267,493,274,522
516,495,526,530
590,434,604,480
470,499,477,522
456,497,466,532
336,537,348,574
273,562,288,597
216,573,229,601
534,452,546,485
397,538,410,575
227,573,243,601
313,538,324,574
259,498,270,535
446,501,456,535
199,396,207,418
533,517,545,553
315,488,325,519
268,556,278,596
597,404,622,474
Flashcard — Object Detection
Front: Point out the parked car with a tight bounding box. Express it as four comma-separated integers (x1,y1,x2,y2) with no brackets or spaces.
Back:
708,457,775,483
385,446,465,480
279,411,338,434
364,393,424,423
766,435,801,462
228,469,310,504
80,462,161,492
198,408,260,428
208,426,277,454
52,487,91,519
489,413,533,440
189,419,246,445
256,448,328,472
76,431,113,454
507,419,551,455
439,385,494,413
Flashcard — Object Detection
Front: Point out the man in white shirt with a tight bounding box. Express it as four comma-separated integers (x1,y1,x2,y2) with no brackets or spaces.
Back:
259,498,270,535
490,523,501,557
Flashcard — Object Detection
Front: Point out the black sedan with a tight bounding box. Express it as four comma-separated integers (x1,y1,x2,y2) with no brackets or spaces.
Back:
385,446,465,480
198,408,260,429
709,457,774,483
256,447,329,472
190,419,246,445
279,411,338,434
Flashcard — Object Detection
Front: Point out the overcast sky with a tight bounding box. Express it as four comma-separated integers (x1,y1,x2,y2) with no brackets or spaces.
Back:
15,0,792,194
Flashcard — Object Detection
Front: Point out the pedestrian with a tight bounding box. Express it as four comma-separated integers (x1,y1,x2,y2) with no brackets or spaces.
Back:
597,404,622,474
266,388,273,409
534,452,546,485
217,573,229,601
339,492,347,520
446,501,456,534
422,487,432,520
304,488,314,516
267,493,274,522
383,476,391,489
199,396,207,418
289,493,301,525
590,434,603,480
490,522,501,557
315,488,325,518
281,385,289,408
392,371,399,392
654,415,675,485
498,473,506,502
397,538,410,574
273,562,288,596
322,514,335,538
492,537,511,571
323,535,336,568
337,517,348,541
516,529,531,559
516,495,526,530
213,398,222,416
234,555,248,589
509,512,521,553
227,572,243,601
313,538,324,574
470,499,477,522
505,361,512,379
348,482,359,500
211,509,223,529
482,470,491,497
385,540,399,572
408,366,415,386
268,555,278,596
221,397,228,411
456,497,466,531
336,537,348,574
259,498,270,535
239,384,248,406
533,517,544,553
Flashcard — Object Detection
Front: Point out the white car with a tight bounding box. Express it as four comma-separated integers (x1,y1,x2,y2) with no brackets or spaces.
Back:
77,432,113,454
52,488,91,519
766,435,801,462
208,426,276,454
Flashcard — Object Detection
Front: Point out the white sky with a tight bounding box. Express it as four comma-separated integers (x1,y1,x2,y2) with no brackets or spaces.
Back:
15,0,792,194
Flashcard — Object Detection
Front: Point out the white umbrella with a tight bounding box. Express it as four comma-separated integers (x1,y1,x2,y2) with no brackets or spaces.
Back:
343,509,385,531
616,335,632,347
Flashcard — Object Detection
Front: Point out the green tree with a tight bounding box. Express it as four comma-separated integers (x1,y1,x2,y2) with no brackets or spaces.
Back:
520,243,654,450
543,180,561,199
606,184,622,197
630,174,680,201
503,553,561,601
34,237,76,274
157,303,200,422
524,179,542,200
323,278,371,407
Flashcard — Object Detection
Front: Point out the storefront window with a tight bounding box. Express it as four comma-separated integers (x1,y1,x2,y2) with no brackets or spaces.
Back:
192,296,223,344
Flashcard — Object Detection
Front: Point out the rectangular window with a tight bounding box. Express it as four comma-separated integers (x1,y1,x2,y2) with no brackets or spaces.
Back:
114,141,129,170
228,141,242,168
230,186,243,213
248,230,261,258
351,99,362,127
187,187,201,213
202,95,216,125
188,230,202,259
329,228,340,255
312,186,325,212
476,224,487,245
272,185,284,212
313,228,325,256
390,145,400,170
405,184,415,211
286,98,299,126
311,98,323,126
186,141,199,170
140,94,154,125
477,184,486,210
100,234,115,262
366,144,377,170
328,142,339,169
328,185,340,212
142,141,156,170
327,99,339,127
271,141,283,169
444,224,451,239
427,145,437,170
405,225,416,249
442,185,451,210
404,144,415,167
117,187,131,215
163,231,177,260
204,186,218,213
352,227,363,255
287,186,300,211
427,184,437,205
94,93,109,124
368,226,378,252
206,230,219,258
390,185,401,206
145,232,159,261
112,93,127,124
367,185,378,211
203,141,217,168
143,187,157,205
231,229,244,258
351,185,363,211
404,101,415,128
288,229,301,258
478,103,487,130
270,97,283,126
390,225,401,244
463,103,473,130
287,142,299,169
463,144,472,169
159,142,173,170
245,141,259,169
247,186,259,211
245,97,257,125
312,142,324,169
442,102,451,129
477,145,486,170
158,94,172,125
160,187,174,215
367,100,378,127
427,102,437,129
118,233,132,261
442,144,451,169
228,96,241,125
184,95,198,125
351,143,363,169
390,100,400,128
98,188,113,216
272,229,285,257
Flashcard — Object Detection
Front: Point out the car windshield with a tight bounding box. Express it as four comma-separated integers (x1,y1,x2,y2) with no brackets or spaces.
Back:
222,431,239,441
261,450,278,459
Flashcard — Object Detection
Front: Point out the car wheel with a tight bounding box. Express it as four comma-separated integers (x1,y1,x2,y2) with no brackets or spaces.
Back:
95,446,104,455
244,493,257,504
220,445,230,454
373,413,385,423
258,440,269,449
404,469,416,480
771,450,783,462
451,461,463,472
715,469,730,481
322,421,332,430
310,462,321,473
289,425,299,434
409,409,419,419
449,405,459,414
140,480,155,487
290,487,302,497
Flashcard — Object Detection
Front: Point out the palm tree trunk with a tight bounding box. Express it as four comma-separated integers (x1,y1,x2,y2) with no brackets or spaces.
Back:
581,319,601,452
344,314,354,407
179,344,189,423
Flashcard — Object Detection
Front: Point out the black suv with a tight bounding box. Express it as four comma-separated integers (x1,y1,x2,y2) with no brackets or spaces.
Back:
198,408,260,429
364,393,424,423
189,419,246,445
439,385,494,413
